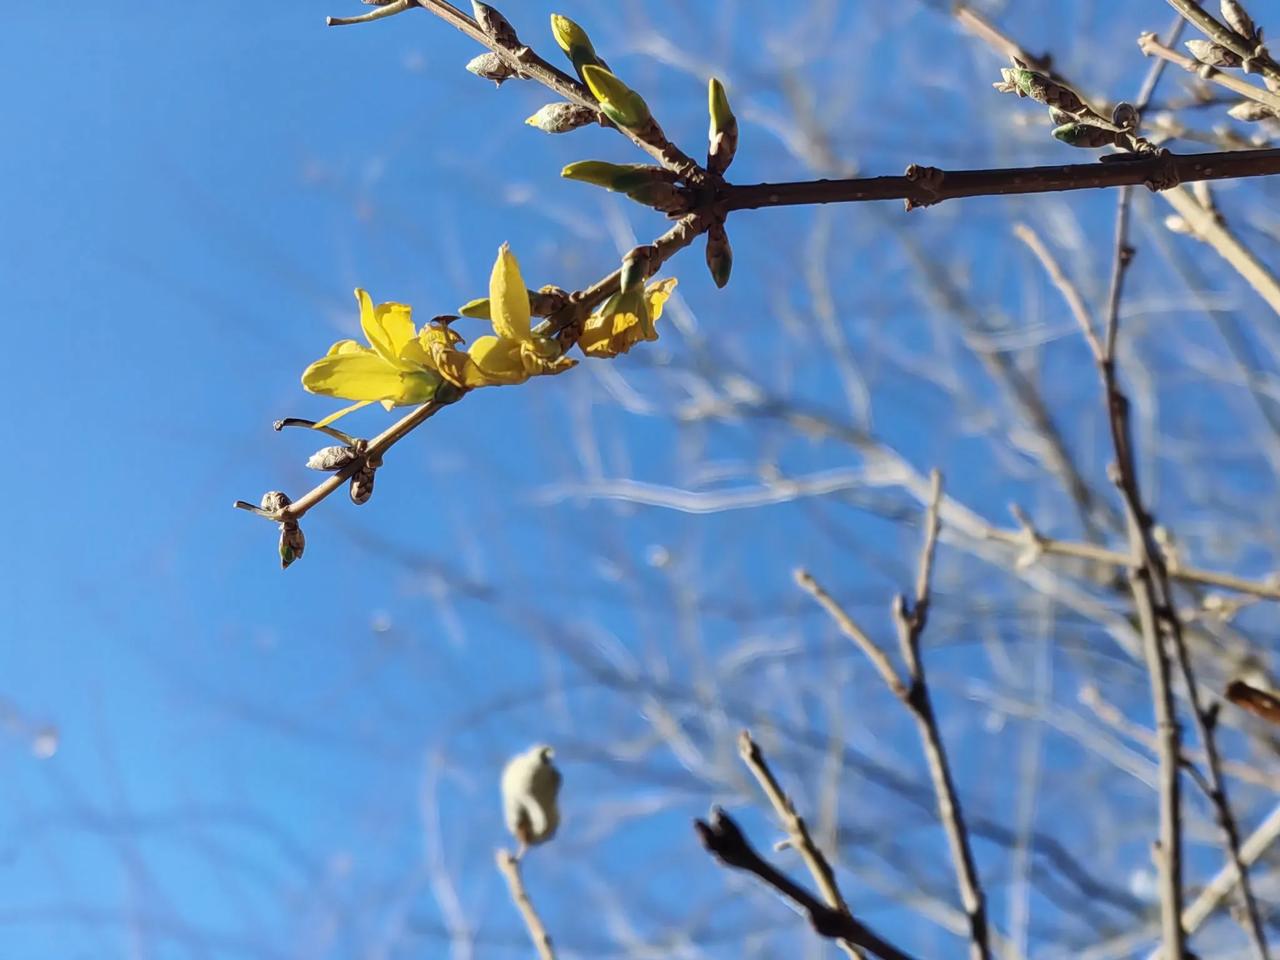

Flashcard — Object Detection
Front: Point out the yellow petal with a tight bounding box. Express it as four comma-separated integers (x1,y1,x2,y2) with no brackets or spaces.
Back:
488,244,532,343
327,339,367,356
645,277,677,322
302,351,440,404
468,334,531,386
578,279,676,359
519,339,577,377
356,288,417,367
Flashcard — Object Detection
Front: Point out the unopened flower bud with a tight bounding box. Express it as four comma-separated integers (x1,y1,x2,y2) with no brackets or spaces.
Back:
501,745,562,849
707,77,739,175
525,102,598,133
306,445,358,471
1221,0,1258,42
705,221,733,289
471,2,520,47
260,491,292,515
279,520,305,569
581,64,652,129
1228,100,1274,121
1185,39,1243,68
467,52,517,86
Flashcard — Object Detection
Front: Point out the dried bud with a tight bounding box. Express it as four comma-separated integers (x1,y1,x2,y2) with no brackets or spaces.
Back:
349,463,376,505
466,52,517,85
707,77,739,175
260,490,292,515
306,445,358,471
581,64,652,129
1051,122,1119,148
1227,99,1275,121
1185,39,1243,68
471,2,520,47
1221,0,1258,42
1111,101,1139,131
525,101,598,133
705,221,733,289
279,520,305,569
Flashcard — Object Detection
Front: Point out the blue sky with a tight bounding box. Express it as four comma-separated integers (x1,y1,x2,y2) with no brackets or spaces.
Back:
6,2,1280,958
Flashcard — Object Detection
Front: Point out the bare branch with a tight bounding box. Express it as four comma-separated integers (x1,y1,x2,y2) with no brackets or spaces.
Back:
695,808,920,960
496,849,557,960
737,730,864,959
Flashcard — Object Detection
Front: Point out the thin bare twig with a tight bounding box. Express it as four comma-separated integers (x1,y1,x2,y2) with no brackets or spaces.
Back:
695,808,919,960
496,849,557,960
949,4,1280,317
737,730,864,959
1138,33,1280,114
800,473,991,960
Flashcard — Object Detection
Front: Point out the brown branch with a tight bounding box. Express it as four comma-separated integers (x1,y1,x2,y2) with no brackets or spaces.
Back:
892,472,991,960
737,730,864,959
695,807,920,960
794,570,907,700
1087,183,1187,960
721,149,1280,213
496,849,557,960
800,473,991,960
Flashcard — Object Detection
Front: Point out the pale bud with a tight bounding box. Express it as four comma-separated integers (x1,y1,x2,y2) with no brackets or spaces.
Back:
501,745,562,848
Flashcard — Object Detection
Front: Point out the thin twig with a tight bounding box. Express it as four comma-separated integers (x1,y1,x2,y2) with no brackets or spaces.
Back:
496,849,557,960
1012,223,1103,361
695,808,920,960
1138,33,1280,113
737,730,864,959
892,472,991,960
949,4,1280,318
800,473,991,960
794,570,907,699
1163,0,1280,88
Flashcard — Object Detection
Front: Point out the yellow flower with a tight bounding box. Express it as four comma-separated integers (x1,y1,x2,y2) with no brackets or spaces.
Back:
458,244,576,387
578,278,677,358
301,289,445,424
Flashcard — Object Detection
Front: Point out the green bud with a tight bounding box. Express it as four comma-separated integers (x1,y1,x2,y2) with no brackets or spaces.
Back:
550,14,601,78
707,77,739,175
705,221,733,289
582,64,652,129
1051,122,1119,148
561,160,669,192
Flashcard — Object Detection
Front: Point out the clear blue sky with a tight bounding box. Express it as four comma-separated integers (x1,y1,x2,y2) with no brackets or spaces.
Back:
6,2,1278,958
